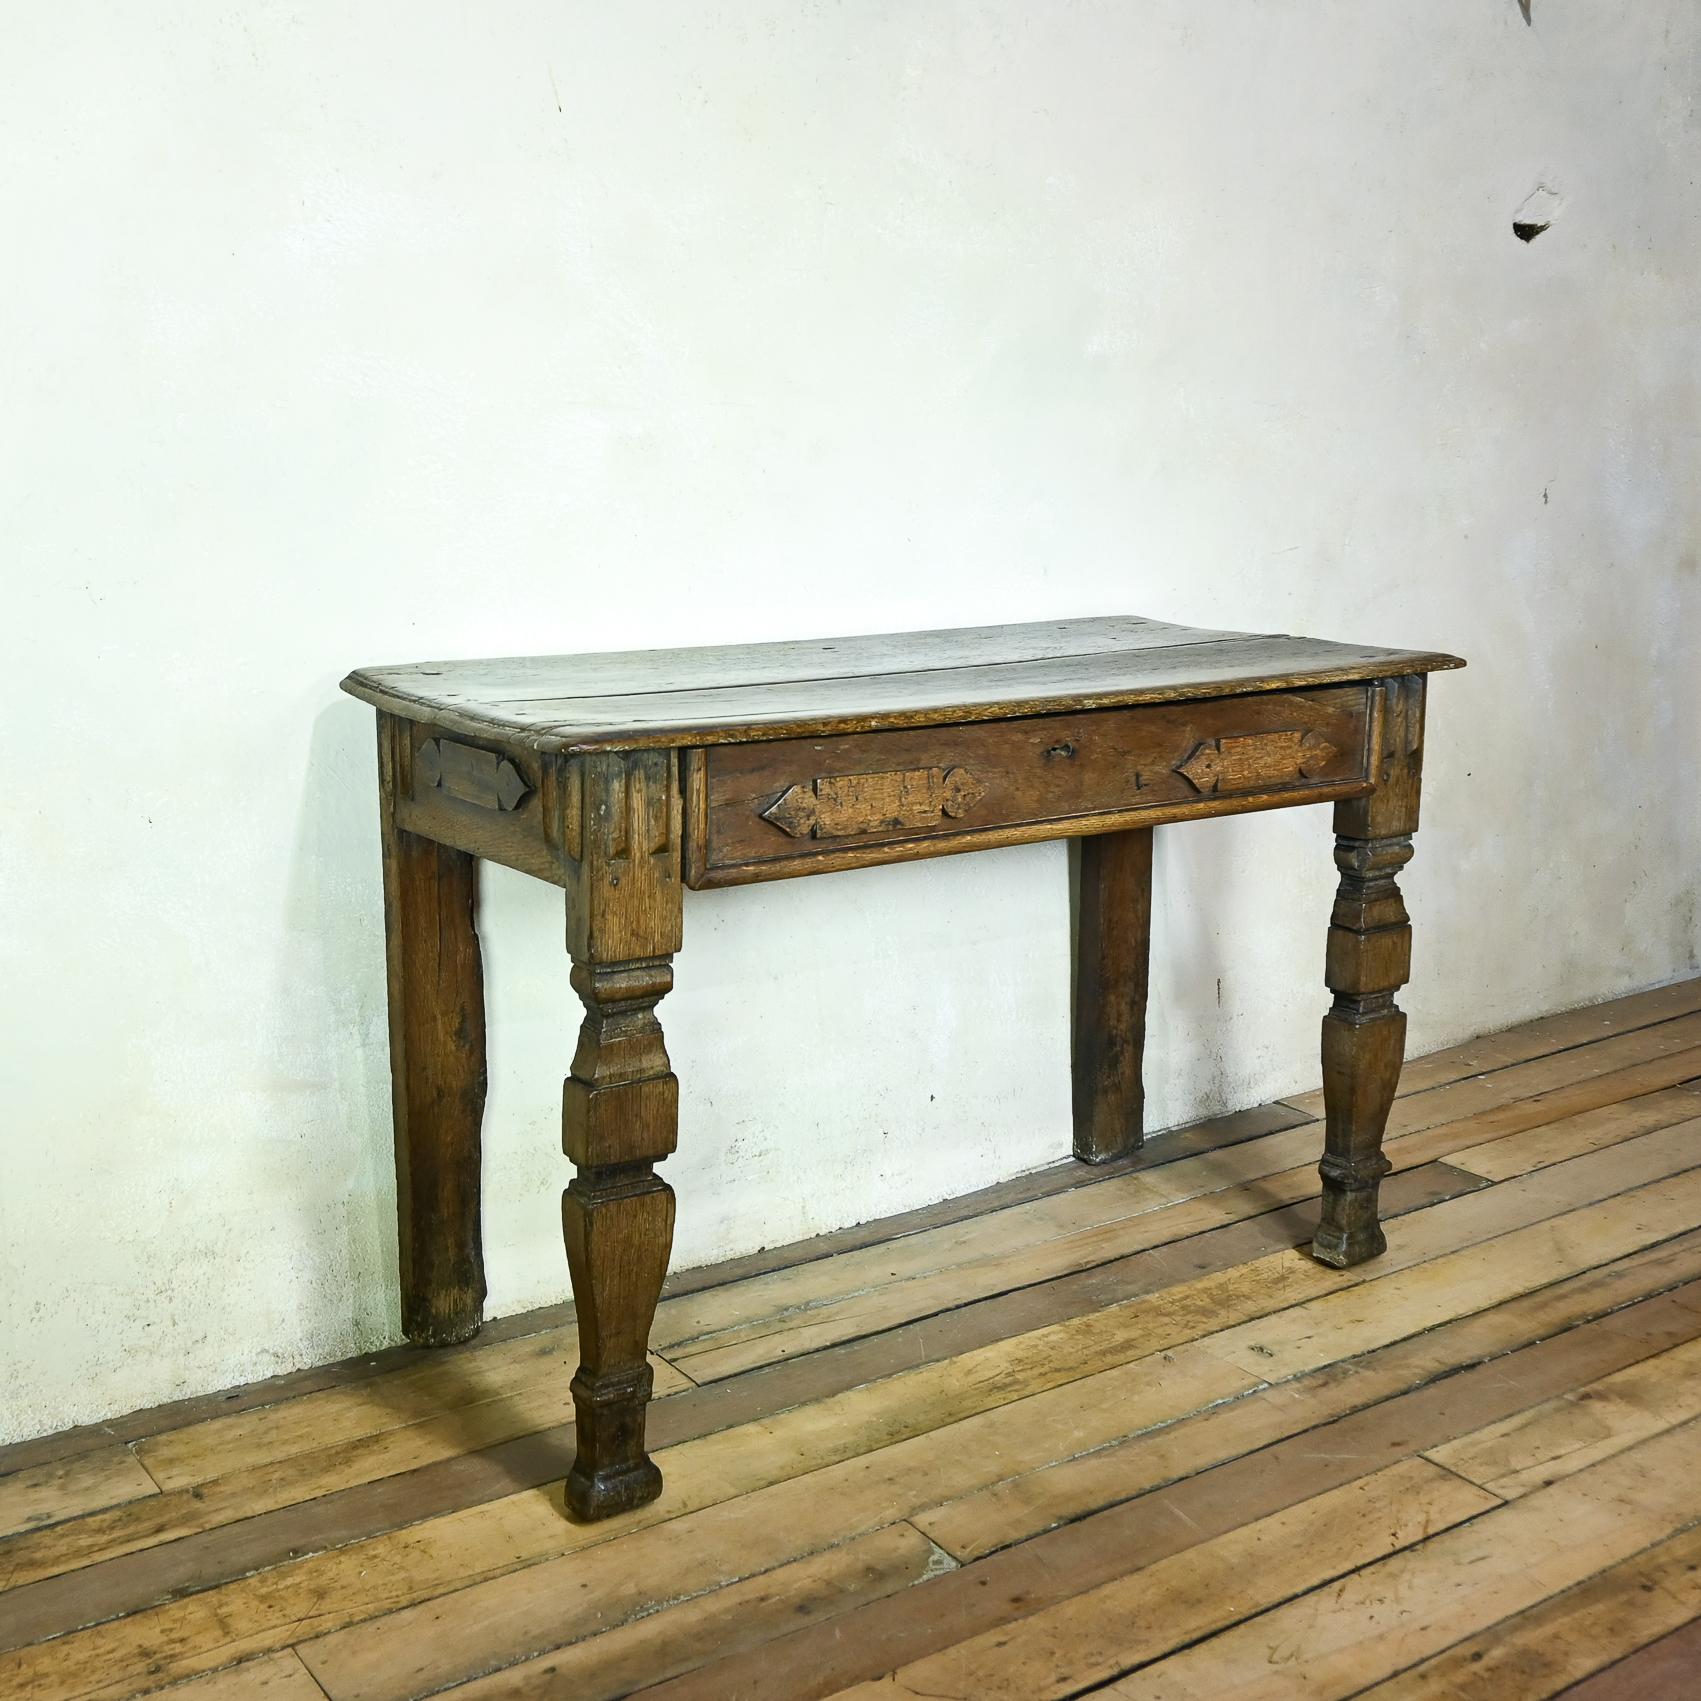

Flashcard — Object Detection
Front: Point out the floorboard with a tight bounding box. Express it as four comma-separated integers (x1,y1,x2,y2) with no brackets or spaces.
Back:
1,977,1697,1701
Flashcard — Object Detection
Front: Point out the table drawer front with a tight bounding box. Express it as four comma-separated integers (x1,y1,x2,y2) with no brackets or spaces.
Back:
685,685,1374,886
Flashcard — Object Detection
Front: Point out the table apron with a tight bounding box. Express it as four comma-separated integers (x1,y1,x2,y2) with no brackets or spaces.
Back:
683,684,1378,889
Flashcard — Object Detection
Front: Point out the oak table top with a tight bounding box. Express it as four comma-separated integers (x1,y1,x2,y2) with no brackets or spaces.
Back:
342,614,1463,753
344,614,1464,1523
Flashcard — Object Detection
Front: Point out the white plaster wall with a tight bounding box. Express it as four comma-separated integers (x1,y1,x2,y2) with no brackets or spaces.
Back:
3,1,1698,1443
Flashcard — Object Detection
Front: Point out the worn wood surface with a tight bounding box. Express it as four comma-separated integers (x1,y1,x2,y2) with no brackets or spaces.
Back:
682,766,1384,888
1314,674,1424,1267
1097,1419,1701,1699
1072,826,1153,1163
353,622,1461,1535
1554,1610,1701,1699
343,615,1462,753
685,685,1371,883
394,719,558,886
377,712,489,1346
556,750,685,1520
3,980,1699,1700
830,1460,1502,1700
0,1447,158,1543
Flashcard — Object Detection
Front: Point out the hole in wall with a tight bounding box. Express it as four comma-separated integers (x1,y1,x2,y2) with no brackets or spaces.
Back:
1512,183,1562,244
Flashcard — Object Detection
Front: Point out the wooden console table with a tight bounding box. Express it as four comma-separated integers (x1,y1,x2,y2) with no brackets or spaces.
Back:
343,616,1463,1521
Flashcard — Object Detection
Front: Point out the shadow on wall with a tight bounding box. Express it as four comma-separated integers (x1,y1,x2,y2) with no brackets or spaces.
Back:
269,694,402,1356
1152,818,1259,1124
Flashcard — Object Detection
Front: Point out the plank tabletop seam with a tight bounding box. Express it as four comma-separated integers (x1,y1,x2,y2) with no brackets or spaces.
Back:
474,629,1263,705
341,618,1465,750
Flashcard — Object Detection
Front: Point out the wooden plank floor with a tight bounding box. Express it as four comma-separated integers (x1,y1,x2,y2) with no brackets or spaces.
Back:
4,979,1701,1700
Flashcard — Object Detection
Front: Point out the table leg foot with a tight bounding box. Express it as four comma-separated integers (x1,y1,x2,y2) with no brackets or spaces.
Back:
565,1364,664,1520
1313,1153,1392,1267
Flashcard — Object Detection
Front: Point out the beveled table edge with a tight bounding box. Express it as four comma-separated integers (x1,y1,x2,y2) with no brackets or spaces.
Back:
341,653,1465,756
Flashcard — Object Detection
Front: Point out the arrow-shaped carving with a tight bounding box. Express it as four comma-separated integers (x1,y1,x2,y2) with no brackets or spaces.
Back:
1176,729,1339,795
762,765,987,840
938,766,987,818
416,738,533,812
761,783,822,839
494,759,530,811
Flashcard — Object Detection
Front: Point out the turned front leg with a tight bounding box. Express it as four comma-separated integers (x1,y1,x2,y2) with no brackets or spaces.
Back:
563,958,677,1520
554,748,684,1521
1314,677,1424,1268
376,713,488,1345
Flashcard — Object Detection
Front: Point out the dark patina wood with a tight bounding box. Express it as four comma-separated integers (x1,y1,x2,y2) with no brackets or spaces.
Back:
553,750,684,1520
374,713,488,1346
682,685,1371,886
345,616,1463,1521
1314,676,1427,1267
1072,827,1154,1164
